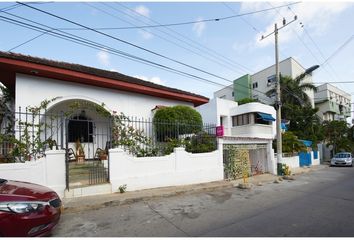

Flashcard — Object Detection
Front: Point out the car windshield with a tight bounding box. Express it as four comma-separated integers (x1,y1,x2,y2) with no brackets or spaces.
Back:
335,153,351,158
0,179,7,185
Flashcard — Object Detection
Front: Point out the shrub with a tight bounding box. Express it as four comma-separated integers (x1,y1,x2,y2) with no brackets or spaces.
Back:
153,105,203,141
185,132,217,153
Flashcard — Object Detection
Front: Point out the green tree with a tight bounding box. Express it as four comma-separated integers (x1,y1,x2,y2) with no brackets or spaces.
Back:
322,120,353,154
282,131,307,154
283,104,323,148
153,105,203,141
266,74,317,118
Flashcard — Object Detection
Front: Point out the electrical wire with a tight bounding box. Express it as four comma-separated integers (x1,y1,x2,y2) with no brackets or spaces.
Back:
17,1,240,84
84,2,245,76
287,5,347,91
0,12,274,103
320,35,354,66
117,2,254,74
15,2,276,102
0,14,232,87
41,2,301,30
221,2,289,60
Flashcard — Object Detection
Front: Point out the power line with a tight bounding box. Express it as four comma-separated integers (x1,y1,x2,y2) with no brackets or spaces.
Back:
16,1,277,101
0,13,231,87
314,81,354,84
0,11,274,103
45,2,301,30
115,2,254,74
222,2,290,60
17,2,238,84
286,5,346,89
321,35,354,66
84,2,245,76
268,2,344,91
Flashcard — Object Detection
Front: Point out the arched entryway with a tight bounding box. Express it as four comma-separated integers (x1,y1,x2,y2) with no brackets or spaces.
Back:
46,98,112,189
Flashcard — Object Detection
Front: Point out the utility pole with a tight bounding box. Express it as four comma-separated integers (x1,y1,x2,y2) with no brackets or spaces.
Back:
261,16,297,164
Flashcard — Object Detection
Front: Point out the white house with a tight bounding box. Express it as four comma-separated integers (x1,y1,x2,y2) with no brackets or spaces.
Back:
197,98,277,175
0,51,226,198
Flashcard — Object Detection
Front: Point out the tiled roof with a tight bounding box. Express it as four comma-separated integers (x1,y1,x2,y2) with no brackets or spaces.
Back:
0,51,209,102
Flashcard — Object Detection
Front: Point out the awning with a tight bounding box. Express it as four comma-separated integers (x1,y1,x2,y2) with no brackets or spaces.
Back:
257,112,275,121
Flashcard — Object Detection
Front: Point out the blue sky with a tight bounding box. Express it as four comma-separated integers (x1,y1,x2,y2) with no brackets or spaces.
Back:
0,1,353,100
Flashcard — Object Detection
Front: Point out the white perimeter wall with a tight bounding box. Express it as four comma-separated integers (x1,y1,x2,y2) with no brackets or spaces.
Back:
279,156,300,169
109,147,224,192
280,151,320,170
15,74,194,118
0,150,66,197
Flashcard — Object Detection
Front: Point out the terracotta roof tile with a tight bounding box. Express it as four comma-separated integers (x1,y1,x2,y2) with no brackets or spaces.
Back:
0,51,209,101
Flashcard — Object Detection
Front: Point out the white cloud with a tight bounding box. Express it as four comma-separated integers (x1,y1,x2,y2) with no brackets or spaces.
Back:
240,2,352,48
134,75,164,85
134,5,150,17
193,17,206,37
97,50,110,66
139,30,153,40
132,5,154,40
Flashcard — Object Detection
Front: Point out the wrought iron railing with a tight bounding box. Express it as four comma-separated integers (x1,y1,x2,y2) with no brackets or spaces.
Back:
1,109,218,163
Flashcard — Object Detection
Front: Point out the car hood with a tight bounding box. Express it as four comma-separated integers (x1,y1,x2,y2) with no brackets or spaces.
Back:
0,180,58,202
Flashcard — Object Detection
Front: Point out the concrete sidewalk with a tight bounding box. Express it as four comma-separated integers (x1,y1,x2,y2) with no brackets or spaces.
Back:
62,164,328,213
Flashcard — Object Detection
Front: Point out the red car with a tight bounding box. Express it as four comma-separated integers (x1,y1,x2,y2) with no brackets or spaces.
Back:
0,178,62,237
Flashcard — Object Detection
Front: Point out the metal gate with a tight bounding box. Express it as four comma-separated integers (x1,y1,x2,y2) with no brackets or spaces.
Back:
299,152,312,167
65,117,111,190
223,144,268,179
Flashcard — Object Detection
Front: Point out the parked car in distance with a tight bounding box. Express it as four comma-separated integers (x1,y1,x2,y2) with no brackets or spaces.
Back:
330,152,353,167
0,179,62,237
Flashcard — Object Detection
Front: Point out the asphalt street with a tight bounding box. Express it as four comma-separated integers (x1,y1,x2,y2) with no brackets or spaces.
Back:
52,165,354,237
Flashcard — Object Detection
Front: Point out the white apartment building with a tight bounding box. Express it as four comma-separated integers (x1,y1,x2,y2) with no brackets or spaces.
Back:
315,83,351,121
214,57,315,107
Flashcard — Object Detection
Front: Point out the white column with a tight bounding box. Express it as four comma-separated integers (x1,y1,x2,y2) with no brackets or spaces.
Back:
45,150,66,198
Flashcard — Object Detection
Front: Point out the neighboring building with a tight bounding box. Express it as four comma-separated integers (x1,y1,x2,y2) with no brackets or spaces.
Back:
314,83,351,122
214,57,316,107
197,98,277,175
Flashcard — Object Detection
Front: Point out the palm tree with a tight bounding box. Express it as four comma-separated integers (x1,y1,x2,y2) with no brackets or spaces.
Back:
266,73,317,107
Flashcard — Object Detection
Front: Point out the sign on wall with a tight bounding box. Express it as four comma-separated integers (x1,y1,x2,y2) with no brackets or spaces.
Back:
216,125,224,138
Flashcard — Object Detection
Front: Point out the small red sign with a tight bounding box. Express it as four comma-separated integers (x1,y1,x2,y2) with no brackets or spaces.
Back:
216,125,224,138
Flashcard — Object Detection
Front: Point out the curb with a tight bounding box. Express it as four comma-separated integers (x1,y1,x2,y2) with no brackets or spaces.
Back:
63,181,234,213
62,165,327,213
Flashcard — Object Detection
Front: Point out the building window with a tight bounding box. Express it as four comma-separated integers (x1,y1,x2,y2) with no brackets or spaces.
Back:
267,75,276,86
232,113,250,126
232,91,234,97
68,113,93,143
252,82,258,89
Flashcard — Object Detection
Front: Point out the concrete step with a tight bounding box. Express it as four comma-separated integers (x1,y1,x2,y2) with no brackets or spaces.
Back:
64,183,112,199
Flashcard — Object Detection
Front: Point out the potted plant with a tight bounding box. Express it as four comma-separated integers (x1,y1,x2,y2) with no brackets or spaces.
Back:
75,139,85,163
97,149,108,160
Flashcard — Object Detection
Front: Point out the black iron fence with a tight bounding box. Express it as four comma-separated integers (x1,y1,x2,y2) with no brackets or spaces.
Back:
112,116,217,157
0,110,65,163
1,109,218,163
